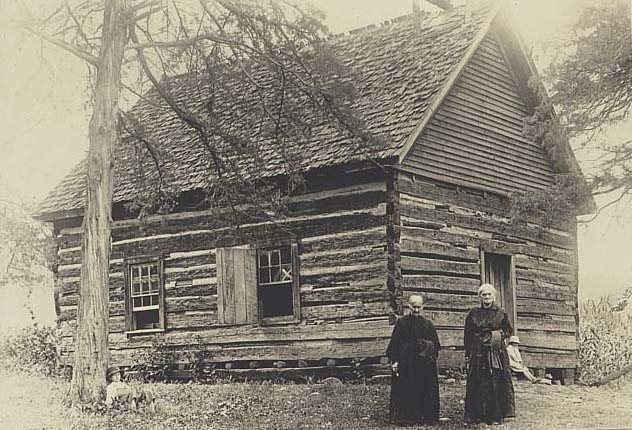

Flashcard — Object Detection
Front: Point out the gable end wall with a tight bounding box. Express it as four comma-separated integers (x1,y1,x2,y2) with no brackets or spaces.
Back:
401,33,556,195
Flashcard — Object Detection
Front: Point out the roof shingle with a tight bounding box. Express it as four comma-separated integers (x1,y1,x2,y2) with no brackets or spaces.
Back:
35,6,491,219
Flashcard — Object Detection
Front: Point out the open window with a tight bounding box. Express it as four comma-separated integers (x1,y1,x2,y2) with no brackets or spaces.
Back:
481,250,516,330
217,243,300,325
124,257,165,333
257,247,295,319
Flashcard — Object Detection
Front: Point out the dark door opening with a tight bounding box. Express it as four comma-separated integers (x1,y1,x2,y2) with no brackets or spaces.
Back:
482,251,516,330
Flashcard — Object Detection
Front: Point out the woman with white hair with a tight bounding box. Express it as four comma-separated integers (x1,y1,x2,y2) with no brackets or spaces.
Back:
463,283,515,425
386,294,441,425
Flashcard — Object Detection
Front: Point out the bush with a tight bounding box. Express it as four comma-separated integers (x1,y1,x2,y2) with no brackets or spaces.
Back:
130,335,224,383
0,324,62,378
579,299,632,385
130,335,176,382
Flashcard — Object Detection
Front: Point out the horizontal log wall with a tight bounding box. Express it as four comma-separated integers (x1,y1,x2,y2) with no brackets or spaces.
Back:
54,172,395,367
393,171,579,369
52,169,580,371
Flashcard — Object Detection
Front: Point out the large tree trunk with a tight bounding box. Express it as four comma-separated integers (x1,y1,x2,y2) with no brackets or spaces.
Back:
69,0,128,404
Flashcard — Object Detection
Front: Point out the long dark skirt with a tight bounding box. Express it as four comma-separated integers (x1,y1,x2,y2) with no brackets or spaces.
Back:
390,361,440,425
464,357,515,423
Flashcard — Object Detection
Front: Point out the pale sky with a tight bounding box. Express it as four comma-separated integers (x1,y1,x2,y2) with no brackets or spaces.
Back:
0,0,630,304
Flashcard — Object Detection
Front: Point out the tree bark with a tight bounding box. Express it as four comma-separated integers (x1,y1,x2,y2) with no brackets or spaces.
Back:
69,0,128,404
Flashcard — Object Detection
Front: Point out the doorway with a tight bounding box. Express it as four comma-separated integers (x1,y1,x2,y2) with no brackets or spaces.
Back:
481,251,517,330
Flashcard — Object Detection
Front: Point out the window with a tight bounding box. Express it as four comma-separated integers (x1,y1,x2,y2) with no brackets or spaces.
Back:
124,257,165,333
258,247,295,318
481,250,516,330
217,244,300,325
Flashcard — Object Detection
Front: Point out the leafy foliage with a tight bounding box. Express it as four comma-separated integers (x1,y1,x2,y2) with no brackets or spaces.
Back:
509,175,584,233
579,299,632,385
542,1,632,205
130,335,223,383
0,190,55,322
510,74,593,229
0,196,55,290
130,335,176,382
0,324,62,378
546,2,632,138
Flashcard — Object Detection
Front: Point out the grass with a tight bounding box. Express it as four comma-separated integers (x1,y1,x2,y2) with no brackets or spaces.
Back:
4,300,632,429
2,371,632,430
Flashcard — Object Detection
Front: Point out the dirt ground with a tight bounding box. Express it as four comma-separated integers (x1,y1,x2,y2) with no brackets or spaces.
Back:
1,371,631,430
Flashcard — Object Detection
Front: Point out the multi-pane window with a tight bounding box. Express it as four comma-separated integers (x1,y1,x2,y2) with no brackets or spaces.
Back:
258,248,293,286
257,247,294,318
125,258,165,332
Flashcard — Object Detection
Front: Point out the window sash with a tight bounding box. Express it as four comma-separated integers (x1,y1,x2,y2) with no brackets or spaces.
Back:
132,295,160,310
257,245,298,320
130,264,160,297
257,250,293,286
125,258,164,332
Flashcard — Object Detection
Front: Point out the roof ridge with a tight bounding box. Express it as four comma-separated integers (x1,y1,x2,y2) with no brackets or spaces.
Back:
330,5,465,39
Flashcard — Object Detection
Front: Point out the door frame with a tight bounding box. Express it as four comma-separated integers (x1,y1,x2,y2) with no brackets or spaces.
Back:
480,248,517,332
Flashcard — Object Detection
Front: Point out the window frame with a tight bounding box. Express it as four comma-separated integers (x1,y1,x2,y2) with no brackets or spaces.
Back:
123,255,166,335
216,242,301,326
256,243,301,325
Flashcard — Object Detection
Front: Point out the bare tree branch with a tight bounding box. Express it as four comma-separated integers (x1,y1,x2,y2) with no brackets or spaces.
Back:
580,187,631,223
121,82,161,108
3,246,17,276
64,0,94,50
21,22,98,66
126,1,165,25
128,0,163,16
126,33,236,50
118,111,166,195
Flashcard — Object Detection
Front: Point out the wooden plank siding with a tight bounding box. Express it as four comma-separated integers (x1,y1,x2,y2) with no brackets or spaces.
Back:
401,34,556,195
54,173,394,367
391,171,579,369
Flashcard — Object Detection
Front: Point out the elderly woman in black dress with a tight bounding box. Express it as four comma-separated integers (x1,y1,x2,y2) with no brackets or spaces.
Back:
386,295,441,425
464,283,515,425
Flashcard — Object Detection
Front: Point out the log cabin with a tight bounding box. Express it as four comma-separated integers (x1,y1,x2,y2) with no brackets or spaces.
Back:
34,3,594,382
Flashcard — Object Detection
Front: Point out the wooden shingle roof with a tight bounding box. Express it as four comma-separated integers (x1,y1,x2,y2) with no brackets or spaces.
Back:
35,5,497,219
